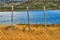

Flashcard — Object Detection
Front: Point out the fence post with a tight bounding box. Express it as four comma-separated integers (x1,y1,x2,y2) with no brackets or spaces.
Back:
11,6,14,29
44,6,46,32
27,6,30,31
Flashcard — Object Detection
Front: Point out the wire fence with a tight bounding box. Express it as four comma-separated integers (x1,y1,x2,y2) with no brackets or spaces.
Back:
0,1,60,40
0,1,60,30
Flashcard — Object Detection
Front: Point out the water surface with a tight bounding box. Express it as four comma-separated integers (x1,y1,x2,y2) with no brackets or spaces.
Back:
0,10,60,25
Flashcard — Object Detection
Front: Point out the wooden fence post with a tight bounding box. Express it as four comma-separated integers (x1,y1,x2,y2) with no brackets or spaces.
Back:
27,6,30,31
44,6,46,32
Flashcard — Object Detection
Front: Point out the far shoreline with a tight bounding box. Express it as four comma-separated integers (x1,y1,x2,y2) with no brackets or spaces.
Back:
0,9,60,12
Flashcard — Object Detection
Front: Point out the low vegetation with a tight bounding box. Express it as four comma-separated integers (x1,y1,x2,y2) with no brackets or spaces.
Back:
0,24,60,40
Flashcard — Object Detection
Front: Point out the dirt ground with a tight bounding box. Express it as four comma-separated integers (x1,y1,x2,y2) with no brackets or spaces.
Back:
0,24,60,40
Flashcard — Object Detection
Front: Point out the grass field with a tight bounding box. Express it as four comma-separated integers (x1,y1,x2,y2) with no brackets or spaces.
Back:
0,24,60,40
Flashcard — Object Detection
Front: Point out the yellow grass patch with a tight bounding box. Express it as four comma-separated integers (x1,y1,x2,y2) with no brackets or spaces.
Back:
0,24,60,40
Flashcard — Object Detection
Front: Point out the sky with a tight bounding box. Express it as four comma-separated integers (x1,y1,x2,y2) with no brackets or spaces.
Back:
0,0,28,2
10,0,28,1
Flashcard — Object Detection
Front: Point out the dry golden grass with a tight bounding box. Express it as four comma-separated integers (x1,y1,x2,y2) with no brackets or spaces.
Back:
0,24,60,40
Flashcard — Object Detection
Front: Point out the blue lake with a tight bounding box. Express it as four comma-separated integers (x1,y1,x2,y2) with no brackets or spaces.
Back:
0,10,60,24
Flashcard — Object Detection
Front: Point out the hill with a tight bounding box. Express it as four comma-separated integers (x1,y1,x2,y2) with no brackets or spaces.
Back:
0,0,60,11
